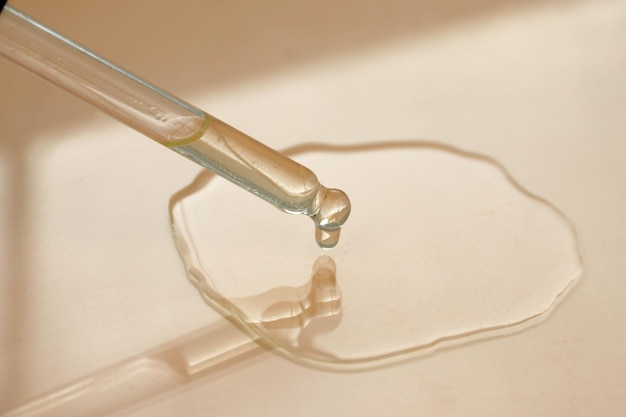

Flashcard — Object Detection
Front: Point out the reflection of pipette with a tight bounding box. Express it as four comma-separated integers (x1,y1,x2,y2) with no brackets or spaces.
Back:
4,255,341,416
0,4,350,248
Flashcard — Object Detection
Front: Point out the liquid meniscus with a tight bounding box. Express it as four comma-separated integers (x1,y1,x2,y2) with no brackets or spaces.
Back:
167,114,350,249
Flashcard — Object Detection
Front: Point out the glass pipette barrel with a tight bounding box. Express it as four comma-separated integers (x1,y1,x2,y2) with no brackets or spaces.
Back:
0,5,350,248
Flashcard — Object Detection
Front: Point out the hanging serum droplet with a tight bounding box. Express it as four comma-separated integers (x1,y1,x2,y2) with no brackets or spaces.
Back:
312,187,351,249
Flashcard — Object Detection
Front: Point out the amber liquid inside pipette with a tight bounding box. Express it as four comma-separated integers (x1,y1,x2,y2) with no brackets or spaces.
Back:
168,115,350,248
0,6,350,248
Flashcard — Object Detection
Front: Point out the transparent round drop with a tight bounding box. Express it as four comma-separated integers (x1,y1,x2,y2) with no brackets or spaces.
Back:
169,142,582,369
313,188,351,249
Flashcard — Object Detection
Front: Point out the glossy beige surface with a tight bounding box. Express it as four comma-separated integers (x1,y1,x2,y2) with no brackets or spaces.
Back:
1,0,625,415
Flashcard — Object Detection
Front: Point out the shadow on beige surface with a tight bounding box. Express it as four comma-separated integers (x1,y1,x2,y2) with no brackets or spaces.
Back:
3,255,341,416
0,0,579,411
2,0,554,141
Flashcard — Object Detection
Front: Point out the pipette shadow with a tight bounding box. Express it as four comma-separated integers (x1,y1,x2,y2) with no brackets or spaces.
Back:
2,251,342,417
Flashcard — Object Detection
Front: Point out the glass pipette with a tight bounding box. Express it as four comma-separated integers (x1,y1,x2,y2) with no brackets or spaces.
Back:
0,4,350,248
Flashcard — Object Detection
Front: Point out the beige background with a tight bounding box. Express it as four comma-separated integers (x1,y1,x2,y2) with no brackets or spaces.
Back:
1,0,625,415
